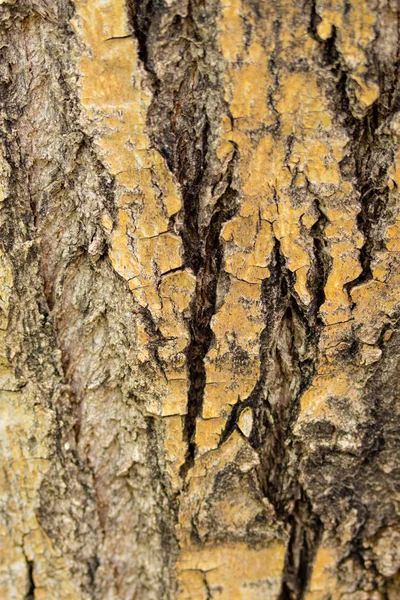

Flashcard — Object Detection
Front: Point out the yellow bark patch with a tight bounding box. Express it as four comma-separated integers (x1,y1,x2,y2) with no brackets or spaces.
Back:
71,0,398,594
72,0,193,486
177,542,285,600
305,545,339,600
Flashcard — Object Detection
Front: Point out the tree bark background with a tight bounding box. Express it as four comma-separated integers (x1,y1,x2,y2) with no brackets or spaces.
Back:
0,0,400,598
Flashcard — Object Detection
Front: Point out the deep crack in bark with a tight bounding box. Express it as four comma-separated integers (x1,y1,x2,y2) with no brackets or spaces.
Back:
181,152,239,477
278,497,322,600
24,558,35,600
129,0,240,479
310,7,399,298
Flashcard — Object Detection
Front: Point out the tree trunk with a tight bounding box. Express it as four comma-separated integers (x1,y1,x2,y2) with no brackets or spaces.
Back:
1,0,400,598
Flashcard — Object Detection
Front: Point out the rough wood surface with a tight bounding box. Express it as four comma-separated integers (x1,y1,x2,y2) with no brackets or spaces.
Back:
0,1,400,598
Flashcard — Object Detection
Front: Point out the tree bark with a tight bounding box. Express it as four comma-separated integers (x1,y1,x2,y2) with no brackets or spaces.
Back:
1,0,400,598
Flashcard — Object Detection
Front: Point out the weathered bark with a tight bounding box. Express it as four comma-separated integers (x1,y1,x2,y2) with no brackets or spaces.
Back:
0,0,400,598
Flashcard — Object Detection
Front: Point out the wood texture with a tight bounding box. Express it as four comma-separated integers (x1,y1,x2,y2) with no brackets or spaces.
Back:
0,0,400,598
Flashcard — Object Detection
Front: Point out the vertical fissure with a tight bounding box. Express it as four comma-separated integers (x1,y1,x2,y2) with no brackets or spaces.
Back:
24,558,35,600
247,228,328,596
213,201,328,594
345,111,395,294
128,0,240,479
278,497,322,600
309,199,331,321
275,6,400,597
181,156,239,477
253,238,321,499
310,9,400,296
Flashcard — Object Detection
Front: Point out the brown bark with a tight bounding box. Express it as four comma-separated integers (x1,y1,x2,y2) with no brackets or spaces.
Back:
0,1,400,599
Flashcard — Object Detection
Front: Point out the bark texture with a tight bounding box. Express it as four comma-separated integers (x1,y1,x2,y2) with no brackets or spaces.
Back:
1,0,400,598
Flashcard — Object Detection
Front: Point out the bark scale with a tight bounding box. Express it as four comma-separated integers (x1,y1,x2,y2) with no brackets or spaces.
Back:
0,1,400,599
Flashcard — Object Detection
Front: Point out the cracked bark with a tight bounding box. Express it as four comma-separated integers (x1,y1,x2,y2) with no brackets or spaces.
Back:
1,1,400,599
